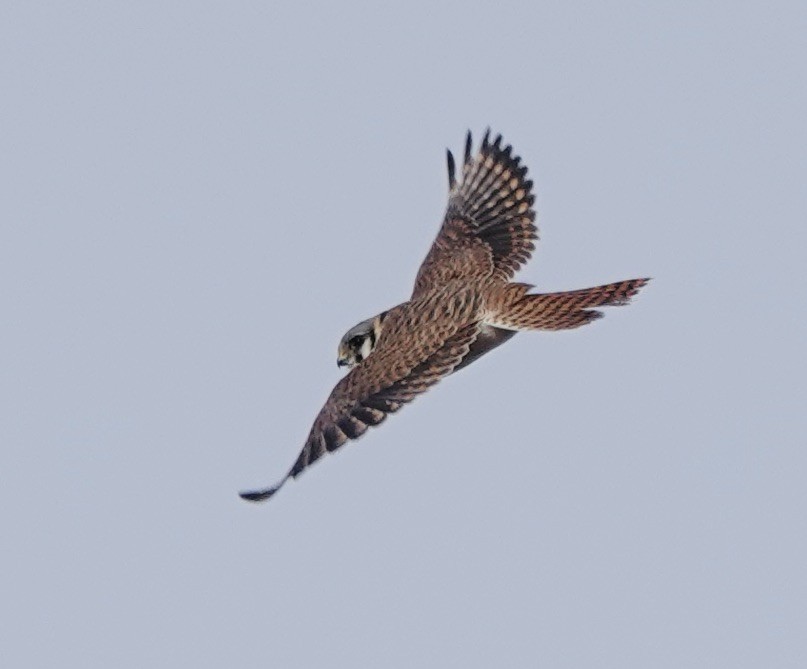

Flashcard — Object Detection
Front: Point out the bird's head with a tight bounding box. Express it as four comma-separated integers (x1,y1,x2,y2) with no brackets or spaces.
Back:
337,311,387,369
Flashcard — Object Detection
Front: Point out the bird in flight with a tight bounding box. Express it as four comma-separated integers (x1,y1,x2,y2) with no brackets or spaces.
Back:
240,130,648,502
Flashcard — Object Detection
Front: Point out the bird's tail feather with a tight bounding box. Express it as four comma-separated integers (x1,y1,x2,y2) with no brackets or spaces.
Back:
486,278,650,331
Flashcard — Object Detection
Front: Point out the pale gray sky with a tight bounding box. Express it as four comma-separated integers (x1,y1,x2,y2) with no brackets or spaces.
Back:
2,2,806,667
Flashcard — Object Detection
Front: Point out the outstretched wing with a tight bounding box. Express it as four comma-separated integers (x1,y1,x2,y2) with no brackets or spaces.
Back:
239,322,479,502
412,130,538,299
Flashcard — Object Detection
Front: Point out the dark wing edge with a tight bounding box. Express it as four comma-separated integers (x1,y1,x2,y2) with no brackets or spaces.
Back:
413,130,538,298
238,323,480,503
452,325,517,373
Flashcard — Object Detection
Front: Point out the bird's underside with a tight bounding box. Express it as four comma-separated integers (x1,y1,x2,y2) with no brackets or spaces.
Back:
240,130,649,502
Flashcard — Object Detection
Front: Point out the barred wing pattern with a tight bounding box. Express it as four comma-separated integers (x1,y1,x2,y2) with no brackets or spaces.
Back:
239,323,480,502
413,130,538,299
239,129,649,504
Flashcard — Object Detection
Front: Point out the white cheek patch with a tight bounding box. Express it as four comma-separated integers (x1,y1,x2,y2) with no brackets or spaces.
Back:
360,336,375,361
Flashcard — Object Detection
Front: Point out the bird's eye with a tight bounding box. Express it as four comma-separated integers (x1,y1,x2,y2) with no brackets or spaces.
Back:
348,335,365,348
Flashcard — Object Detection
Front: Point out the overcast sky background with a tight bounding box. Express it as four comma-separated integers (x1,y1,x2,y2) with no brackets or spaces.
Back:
2,2,806,667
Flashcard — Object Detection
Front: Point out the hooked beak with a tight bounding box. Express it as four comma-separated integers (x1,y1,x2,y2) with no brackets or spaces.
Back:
337,357,348,368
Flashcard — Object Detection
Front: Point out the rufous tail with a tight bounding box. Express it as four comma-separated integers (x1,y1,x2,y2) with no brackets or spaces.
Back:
487,278,650,331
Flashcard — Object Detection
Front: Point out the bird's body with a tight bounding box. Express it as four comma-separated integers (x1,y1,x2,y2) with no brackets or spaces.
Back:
240,130,649,502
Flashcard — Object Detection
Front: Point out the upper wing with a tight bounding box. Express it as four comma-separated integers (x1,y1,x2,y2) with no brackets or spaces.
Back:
239,322,480,502
412,130,538,299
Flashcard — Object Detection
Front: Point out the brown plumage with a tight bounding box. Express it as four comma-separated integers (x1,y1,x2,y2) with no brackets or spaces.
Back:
240,130,649,502
485,279,650,331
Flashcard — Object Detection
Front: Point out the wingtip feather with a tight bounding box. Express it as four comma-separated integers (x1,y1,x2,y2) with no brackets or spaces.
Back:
464,130,473,166
239,477,288,503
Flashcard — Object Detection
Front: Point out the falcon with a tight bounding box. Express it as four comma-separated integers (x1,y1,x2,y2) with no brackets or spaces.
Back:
240,130,649,502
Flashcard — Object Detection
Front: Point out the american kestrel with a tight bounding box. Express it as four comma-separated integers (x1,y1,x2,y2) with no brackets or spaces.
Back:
240,130,649,502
